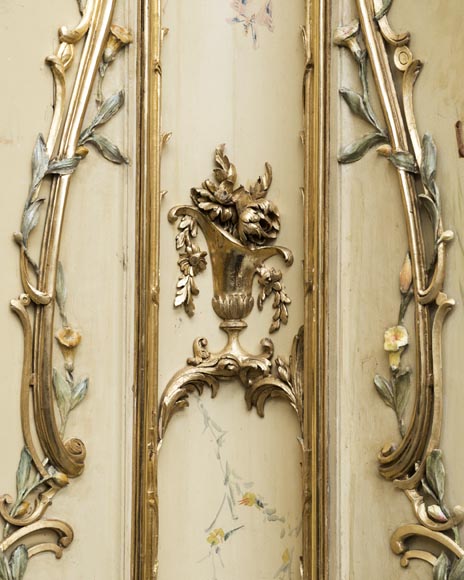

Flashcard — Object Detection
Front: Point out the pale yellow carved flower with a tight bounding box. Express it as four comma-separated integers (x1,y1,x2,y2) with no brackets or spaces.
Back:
334,20,363,62
384,325,409,370
384,326,409,352
103,25,133,64
55,326,82,371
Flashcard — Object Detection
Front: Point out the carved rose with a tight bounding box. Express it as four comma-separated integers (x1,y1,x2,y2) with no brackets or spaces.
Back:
237,198,280,246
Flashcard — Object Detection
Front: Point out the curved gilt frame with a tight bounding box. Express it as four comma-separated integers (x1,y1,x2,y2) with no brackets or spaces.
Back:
1,1,130,577
337,0,463,576
132,1,330,579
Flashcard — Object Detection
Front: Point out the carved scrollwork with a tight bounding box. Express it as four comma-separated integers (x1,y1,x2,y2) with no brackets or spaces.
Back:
1,1,131,576
337,0,463,576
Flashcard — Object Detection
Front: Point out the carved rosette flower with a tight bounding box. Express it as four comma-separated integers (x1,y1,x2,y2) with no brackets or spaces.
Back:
236,197,280,246
178,243,207,277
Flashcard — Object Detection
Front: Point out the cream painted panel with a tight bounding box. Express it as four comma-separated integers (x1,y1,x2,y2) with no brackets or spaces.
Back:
330,1,464,578
0,1,135,578
157,1,305,579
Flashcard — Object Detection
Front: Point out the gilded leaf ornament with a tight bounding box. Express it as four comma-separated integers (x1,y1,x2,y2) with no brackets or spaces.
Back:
337,0,463,576
1,1,131,576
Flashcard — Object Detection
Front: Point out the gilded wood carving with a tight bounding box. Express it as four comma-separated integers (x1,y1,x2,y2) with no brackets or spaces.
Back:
132,0,330,578
337,0,463,576
0,1,130,577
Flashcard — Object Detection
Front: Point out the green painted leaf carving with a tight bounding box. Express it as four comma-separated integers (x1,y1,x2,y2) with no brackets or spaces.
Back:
394,370,410,419
374,375,394,408
450,557,464,580
56,261,67,312
71,378,89,411
79,90,125,144
421,132,438,200
30,134,49,196
434,552,450,580
85,134,128,164
338,132,387,164
16,448,32,496
9,545,28,580
46,156,81,176
389,150,418,173
21,198,45,244
339,88,379,129
374,0,393,20
52,368,72,425
426,449,446,503
0,555,11,580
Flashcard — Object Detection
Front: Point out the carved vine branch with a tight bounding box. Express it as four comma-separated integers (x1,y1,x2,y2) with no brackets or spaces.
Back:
336,0,463,576
0,2,130,577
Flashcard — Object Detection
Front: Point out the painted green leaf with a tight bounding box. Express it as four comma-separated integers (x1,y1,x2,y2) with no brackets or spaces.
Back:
0,555,11,580
434,552,450,580
449,557,464,580
16,448,32,496
339,88,379,128
46,156,81,176
338,132,388,164
389,150,418,173
71,378,89,411
374,0,393,20
224,525,244,542
30,133,49,195
56,261,67,312
394,371,410,419
9,545,28,580
85,134,128,164
21,198,45,244
52,368,72,425
426,449,446,503
80,90,125,144
421,132,438,199
374,375,394,408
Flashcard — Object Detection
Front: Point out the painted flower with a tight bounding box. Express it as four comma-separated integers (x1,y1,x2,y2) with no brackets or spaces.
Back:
228,0,274,49
103,25,133,64
178,243,207,276
281,548,290,564
207,528,225,546
384,326,409,352
239,491,264,508
55,326,82,371
399,252,412,295
334,20,364,62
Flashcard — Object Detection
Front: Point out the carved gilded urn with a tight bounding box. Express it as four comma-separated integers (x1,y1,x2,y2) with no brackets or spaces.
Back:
159,145,300,442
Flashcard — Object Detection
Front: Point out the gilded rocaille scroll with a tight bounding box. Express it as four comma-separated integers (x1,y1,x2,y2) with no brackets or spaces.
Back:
133,0,329,578
0,1,130,577
337,0,463,576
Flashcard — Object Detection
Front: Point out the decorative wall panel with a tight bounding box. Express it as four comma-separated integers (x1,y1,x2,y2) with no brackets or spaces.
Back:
0,0,134,578
132,1,329,579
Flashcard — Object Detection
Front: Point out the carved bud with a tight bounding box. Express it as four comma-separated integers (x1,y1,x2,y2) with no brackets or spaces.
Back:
399,252,412,295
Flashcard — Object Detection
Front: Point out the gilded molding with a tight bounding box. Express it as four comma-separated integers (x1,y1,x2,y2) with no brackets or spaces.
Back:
1,1,130,576
133,1,330,579
337,0,462,576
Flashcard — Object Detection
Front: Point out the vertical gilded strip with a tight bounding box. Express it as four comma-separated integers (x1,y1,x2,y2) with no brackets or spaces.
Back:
132,0,162,578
